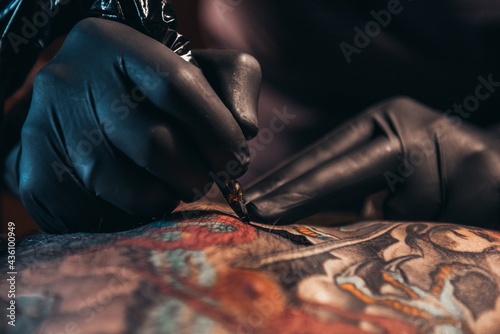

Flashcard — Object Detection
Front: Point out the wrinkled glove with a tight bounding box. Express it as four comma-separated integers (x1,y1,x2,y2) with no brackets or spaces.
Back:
5,18,261,233
0,0,192,102
246,97,500,230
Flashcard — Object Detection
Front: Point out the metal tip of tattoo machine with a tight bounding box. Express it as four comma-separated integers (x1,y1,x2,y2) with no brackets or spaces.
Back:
214,178,250,222
226,180,250,223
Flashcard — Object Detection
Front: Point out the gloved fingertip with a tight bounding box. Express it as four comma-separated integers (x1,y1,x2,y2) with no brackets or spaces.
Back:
246,200,281,224
193,49,261,140
240,116,259,140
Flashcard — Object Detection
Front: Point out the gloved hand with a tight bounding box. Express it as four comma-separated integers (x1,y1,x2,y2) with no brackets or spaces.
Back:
246,97,500,229
5,18,261,233
0,0,192,102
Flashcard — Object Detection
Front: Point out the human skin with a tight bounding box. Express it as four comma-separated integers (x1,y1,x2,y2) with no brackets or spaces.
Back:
1,202,499,333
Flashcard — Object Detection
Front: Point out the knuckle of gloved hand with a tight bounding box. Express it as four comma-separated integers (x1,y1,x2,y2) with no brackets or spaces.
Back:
387,96,418,107
388,96,440,119
230,51,262,75
34,64,65,92
373,96,442,135
361,96,418,119
34,64,82,107
384,96,422,117
145,64,191,106
66,18,118,57
31,65,76,123
70,18,105,43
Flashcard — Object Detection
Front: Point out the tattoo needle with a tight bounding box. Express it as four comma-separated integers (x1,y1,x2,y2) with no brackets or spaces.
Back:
212,177,250,223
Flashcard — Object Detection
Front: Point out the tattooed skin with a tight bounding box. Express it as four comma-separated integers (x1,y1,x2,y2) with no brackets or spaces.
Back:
0,203,499,333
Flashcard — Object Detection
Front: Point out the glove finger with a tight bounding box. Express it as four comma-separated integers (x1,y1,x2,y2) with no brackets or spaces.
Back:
192,49,261,140
64,133,179,219
63,18,250,179
245,107,399,202
97,96,214,202
19,103,179,232
246,137,400,224
19,132,176,234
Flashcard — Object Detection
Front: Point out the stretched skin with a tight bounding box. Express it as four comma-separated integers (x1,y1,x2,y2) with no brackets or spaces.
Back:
1,204,499,333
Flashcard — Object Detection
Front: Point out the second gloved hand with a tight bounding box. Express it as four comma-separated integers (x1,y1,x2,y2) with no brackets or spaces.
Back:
246,97,500,229
7,18,261,233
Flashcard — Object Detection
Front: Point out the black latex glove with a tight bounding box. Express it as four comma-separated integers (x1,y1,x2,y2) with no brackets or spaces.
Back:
246,97,500,230
5,18,261,233
0,0,192,103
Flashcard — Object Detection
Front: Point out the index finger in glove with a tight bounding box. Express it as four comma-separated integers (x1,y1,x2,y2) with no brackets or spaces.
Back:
192,49,262,140
66,18,250,178
246,97,430,224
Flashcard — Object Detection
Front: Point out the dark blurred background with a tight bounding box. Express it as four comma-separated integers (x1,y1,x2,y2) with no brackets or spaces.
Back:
175,0,500,179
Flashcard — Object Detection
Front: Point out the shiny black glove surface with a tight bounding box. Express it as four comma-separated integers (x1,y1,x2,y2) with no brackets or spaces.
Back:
246,97,500,229
8,18,260,233
0,0,192,102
